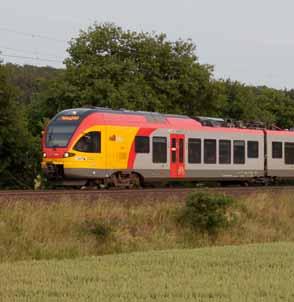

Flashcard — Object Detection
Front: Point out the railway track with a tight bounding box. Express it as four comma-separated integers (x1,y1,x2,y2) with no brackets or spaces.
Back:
0,186,293,200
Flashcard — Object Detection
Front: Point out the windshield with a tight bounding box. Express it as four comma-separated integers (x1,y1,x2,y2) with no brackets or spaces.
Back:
46,124,77,148
45,109,91,148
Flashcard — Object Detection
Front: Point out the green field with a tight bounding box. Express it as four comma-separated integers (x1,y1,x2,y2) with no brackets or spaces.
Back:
1,242,294,302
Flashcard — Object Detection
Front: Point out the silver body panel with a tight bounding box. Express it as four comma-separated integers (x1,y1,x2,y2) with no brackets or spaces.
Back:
134,128,265,179
267,132,294,177
64,168,264,180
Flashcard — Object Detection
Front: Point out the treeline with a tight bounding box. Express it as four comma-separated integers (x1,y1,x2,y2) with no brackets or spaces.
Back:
1,23,294,188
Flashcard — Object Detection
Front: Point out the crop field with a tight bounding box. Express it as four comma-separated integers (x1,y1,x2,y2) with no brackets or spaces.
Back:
1,242,294,301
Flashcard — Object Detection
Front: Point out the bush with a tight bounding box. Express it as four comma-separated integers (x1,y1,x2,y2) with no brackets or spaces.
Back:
178,192,236,234
82,219,112,242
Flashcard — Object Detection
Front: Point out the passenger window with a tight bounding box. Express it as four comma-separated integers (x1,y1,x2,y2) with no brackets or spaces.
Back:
74,132,101,153
188,139,201,164
219,140,231,164
152,137,167,163
248,141,259,158
285,142,294,164
272,142,282,159
204,139,216,164
234,140,245,164
135,136,149,153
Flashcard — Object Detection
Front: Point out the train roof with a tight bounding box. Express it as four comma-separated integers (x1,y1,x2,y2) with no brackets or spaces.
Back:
54,107,294,136
56,107,198,128
58,106,190,119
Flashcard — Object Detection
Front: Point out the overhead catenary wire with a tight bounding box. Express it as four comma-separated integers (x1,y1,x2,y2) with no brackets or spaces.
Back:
0,53,64,64
0,45,65,60
0,26,73,65
0,26,68,43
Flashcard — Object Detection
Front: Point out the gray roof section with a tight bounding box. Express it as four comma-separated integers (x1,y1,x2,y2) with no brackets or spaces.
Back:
60,106,190,120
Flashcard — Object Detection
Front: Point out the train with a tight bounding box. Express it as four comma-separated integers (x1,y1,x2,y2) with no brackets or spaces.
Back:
41,107,294,188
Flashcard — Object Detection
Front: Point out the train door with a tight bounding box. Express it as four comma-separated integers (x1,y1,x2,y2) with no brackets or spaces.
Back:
170,134,185,178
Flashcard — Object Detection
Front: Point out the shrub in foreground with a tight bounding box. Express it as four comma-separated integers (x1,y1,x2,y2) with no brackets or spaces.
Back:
178,192,236,234
82,219,112,241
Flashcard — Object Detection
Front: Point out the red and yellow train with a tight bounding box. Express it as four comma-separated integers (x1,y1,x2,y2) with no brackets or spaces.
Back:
42,107,294,187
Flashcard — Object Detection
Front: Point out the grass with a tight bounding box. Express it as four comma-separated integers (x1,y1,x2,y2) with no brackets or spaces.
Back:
1,242,294,301
1,191,294,262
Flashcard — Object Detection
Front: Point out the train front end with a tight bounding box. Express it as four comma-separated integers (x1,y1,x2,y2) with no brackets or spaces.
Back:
41,108,99,186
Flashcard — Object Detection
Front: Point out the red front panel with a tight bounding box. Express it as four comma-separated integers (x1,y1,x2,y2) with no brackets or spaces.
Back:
170,134,185,178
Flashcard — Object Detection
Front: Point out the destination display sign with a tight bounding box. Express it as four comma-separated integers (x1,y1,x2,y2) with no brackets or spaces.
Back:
59,116,80,121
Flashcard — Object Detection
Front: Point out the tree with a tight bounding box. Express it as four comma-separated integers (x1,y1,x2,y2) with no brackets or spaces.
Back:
44,23,216,117
0,63,39,188
4,63,61,104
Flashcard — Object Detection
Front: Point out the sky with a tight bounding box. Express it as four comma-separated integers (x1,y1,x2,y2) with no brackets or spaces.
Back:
1,0,294,89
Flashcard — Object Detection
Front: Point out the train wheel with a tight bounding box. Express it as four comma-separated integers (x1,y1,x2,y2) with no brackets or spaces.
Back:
82,180,99,190
130,173,141,189
109,172,142,189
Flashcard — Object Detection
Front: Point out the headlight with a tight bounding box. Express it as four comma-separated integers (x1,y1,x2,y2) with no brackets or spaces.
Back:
43,152,47,158
64,152,75,158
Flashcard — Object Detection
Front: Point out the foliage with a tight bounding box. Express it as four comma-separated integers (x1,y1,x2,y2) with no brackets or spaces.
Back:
178,192,235,234
215,80,294,128
82,219,112,242
0,64,39,188
4,63,61,104
32,23,217,119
